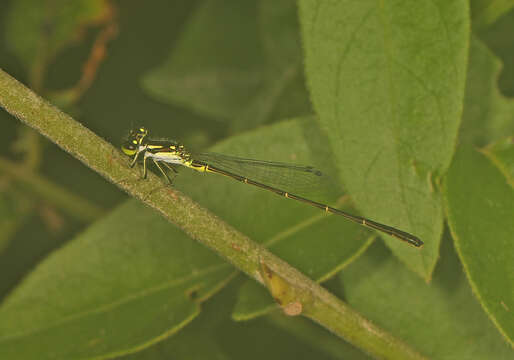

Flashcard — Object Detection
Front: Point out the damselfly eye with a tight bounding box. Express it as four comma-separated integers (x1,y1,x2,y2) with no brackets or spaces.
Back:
137,127,148,136
121,140,138,156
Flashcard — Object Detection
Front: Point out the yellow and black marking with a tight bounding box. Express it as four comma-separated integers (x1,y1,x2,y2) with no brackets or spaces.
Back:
122,127,423,247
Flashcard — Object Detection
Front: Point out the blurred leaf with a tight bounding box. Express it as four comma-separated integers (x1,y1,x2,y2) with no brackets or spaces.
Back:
460,37,514,146
231,0,312,130
232,280,277,320
142,0,265,122
477,9,514,96
172,118,374,319
142,0,311,129
258,0,302,66
299,0,470,279
0,156,105,222
0,190,33,253
0,200,234,359
121,282,233,360
5,0,110,81
471,0,514,28
265,313,370,360
340,237,513,359
0,213,70,303
483,136,514,186
125,332,230,360
444,145,514,345
211,315,351,360
450,42,514,344
123,283,344,360
268,68,313,123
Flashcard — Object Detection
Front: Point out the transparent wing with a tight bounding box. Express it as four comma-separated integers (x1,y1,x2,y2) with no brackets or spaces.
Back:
193,152,340,198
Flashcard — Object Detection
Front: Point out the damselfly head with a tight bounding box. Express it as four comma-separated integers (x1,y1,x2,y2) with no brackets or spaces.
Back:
135,127,148,138
122,126,148,156
129,127,148,142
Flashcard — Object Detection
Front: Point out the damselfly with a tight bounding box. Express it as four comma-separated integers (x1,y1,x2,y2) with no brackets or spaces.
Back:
122,127,423,247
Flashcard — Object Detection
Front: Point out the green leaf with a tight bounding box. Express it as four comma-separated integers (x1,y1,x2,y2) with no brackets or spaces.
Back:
142,0,311,129
142,0,265,122
444,144,514,345
471,0,514,28
299,0,470,279
0,200,234,359
172,117,373,319
232,280,277,320
236,0,312,129
478,9,514,96
460,37,514,146
122,284,355,360
5,0,108,73
258,0,302,67
121,283,234,360
265,313,371,360
448,41,514,345
340,237,513,359
483,136,514,186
